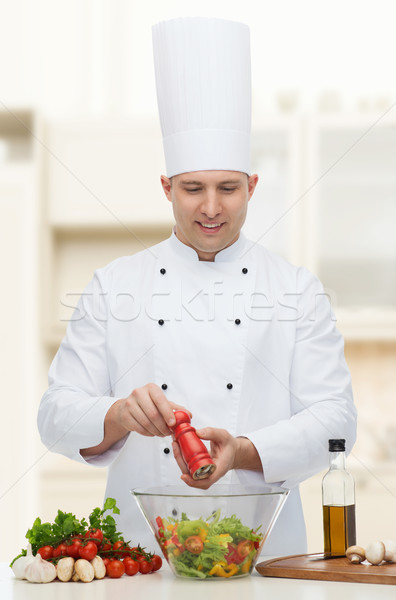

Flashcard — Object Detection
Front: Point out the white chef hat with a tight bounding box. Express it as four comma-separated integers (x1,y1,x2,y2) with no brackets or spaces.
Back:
152,17,251,177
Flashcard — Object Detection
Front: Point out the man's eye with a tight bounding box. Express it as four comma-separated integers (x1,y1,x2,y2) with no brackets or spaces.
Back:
222,187,237,192
185,188,201,193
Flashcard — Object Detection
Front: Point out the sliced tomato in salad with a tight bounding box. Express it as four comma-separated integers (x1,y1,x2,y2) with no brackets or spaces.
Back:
237,540,255,558
185,536,204,555
156,516,165,538
224,543,244,565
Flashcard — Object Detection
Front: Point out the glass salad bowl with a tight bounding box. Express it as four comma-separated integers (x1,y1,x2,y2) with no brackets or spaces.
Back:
132,484,289,580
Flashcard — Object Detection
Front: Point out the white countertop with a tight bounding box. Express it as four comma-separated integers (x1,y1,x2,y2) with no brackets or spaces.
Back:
1,559,395,600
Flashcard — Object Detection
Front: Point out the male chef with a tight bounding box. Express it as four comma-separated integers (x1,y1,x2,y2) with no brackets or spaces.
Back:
38,17,357,555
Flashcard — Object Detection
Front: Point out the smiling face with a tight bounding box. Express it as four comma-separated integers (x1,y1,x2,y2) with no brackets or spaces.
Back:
161,170,259,261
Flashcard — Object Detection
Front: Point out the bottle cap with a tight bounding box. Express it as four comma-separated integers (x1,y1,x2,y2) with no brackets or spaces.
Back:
329,439,346,452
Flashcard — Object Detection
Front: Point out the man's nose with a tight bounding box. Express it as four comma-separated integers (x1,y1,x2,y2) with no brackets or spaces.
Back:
200,191,222,218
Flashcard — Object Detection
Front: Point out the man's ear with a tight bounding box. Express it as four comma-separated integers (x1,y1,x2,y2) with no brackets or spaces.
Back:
248,173,259,200
161,175,172,202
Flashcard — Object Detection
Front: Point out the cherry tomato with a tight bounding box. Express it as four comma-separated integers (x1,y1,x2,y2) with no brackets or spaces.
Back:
112,540,126,556
224,543,244,565
139,559,153,574
66,538,83,558
37,546,53,560
79,541,98,561
120,545,134,558
106,559,125,578
53,543,68,558
85,528,104,547
102,557,110,569
123,557,139,576
101,538,112,552
150,554,163,571
237,540,254,558
185,536,204,555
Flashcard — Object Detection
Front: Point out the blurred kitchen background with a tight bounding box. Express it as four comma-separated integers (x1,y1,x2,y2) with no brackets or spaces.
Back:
1,0,396,561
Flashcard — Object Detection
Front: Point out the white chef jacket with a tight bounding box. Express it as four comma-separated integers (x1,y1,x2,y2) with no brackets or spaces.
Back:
38,231,356,556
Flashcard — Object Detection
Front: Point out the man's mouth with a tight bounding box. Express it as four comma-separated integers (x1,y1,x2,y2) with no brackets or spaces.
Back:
197,222,224,232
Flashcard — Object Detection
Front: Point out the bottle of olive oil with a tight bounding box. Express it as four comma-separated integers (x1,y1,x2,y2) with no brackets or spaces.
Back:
322,439,356,556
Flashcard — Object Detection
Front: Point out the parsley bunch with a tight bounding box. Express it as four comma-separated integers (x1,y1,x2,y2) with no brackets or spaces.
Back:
11,498,122,566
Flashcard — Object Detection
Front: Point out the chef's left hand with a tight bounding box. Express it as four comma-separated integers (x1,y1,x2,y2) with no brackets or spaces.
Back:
172,427,261,489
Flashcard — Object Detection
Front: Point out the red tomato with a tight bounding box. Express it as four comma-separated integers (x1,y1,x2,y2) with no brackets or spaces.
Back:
85,528,104,547
106,559,125,578
185,536,204,555
53,543,68,558
135,555,145,563
139,560,153,574
112,540,125,554
237,540,254,558
112,540,131,558
123,557,139,576
66,538,82,558
102,557,110,569
120,545,134,558
156,516,165,538
100,538,112,552
150,555,162,572
79,541,98,561
37,546,53,560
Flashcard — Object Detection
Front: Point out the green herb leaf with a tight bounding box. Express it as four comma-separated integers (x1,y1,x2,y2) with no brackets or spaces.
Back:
12,498,123,562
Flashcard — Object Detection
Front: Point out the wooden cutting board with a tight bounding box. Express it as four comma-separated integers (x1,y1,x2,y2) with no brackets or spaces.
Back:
256,553,396,585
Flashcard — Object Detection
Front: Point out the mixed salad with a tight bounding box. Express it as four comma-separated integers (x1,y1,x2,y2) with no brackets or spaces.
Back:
155,510,263,579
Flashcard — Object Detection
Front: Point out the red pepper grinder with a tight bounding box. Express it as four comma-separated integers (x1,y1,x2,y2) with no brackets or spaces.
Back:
171,410,216,480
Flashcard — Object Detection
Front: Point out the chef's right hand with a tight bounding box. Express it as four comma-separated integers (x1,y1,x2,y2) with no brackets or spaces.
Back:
113,383,191,437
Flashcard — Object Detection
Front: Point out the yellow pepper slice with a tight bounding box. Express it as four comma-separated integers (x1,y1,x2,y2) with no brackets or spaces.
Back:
209,562,238,578
241,559,252,574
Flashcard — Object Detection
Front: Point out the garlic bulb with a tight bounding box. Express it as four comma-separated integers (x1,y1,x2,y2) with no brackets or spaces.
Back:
12,544,35,580
24,554,57,583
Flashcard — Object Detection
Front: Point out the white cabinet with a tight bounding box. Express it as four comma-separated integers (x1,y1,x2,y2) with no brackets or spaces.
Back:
0,109,43,561
44,117,172,226
243,115,303,265
304,114,396,339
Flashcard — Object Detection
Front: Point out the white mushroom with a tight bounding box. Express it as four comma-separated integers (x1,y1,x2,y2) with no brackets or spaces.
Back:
365,541,385,565
346,545,366,564
383,540,396,562
56,557,75,582
74,559,95,583
90,555,106,579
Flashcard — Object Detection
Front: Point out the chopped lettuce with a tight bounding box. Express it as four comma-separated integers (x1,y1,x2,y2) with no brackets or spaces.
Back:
176,519,208,543
170,558,206,579
210,514,261,542
159,510,263,579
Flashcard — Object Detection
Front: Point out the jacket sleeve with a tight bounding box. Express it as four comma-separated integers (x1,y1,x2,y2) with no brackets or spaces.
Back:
243,266,357,489
37,267,128,466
